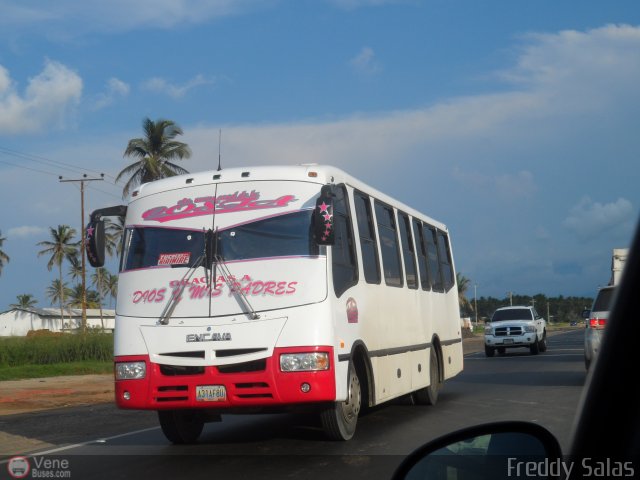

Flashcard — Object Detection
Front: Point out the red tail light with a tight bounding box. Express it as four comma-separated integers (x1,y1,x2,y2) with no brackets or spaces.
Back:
589,318,606,329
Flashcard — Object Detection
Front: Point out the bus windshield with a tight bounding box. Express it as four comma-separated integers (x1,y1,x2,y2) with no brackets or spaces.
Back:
121,210,318,272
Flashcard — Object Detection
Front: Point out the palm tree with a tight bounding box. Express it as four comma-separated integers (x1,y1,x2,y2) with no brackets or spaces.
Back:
47,279,71,309
10,294,38,309
91,267,109,327
105,215,125,257
116,118,191,198
456,272,474,319
37,225,78,322
68,285,100,309
106,272,118,308
68,255,83,283
0,229,9,276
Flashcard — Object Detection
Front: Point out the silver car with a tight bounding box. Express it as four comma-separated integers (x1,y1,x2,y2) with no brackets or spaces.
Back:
583,285,616,370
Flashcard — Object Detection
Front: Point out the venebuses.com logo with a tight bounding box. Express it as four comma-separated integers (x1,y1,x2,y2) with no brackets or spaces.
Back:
7,456,71,478
7,457,30,479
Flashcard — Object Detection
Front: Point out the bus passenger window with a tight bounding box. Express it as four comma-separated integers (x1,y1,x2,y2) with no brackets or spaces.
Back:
399,213,418,289
413,219,430,290
355,192,381,284
332,185,358,297
424,224,443,291
437,231,455,291
374,201,403,288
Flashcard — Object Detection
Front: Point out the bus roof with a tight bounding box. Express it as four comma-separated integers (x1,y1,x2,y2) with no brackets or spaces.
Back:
131,164,448,232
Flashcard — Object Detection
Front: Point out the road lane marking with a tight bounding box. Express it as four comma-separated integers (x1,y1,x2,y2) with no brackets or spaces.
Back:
0,426,160,464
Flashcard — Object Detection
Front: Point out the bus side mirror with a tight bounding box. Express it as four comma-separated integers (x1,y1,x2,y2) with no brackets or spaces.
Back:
313,186,335,246
86,219,105,268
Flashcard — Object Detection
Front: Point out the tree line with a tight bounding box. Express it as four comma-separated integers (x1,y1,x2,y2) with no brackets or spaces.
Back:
0,118,191,314
457,272,593,323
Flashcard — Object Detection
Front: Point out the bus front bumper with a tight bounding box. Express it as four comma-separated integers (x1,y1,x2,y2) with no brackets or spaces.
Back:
114,346,337,410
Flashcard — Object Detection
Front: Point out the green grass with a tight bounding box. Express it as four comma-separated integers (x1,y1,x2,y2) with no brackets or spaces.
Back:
0,332,114,381
0,360,113,381
0,332,113,366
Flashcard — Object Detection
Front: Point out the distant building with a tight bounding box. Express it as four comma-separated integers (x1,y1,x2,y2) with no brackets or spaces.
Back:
0,307,115,336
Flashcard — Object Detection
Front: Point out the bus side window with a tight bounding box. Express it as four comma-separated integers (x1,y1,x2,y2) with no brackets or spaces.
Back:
374,201,403,288
354,191,381,284
424,224,443,292
413,219,431,291
332,185,358,297
399,212,418,289
437,231,455,291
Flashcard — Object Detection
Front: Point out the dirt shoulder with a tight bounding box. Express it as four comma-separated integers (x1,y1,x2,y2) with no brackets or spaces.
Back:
0,336,488,418
0,374,114,417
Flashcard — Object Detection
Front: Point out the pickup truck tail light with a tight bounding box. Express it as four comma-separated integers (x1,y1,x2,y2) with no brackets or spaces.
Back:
589,318,606,329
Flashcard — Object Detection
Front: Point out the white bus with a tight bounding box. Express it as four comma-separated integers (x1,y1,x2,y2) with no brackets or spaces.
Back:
87,164,463,443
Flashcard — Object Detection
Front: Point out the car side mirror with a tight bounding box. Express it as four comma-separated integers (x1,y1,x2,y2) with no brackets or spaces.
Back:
313,185,336,246
392,421,562,480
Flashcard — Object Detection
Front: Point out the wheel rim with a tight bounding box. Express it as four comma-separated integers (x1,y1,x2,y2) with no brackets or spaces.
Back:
340,369,361,424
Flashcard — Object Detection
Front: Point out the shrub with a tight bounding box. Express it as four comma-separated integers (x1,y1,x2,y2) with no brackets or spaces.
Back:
0,332,113,366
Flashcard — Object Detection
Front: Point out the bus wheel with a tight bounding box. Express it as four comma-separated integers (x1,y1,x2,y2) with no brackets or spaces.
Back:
321,364,361,441
158,409,204,444
413,348,441,405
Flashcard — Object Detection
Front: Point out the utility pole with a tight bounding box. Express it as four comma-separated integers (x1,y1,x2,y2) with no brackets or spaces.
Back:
507,291,513,306
59,174,104,332
474,284,478,326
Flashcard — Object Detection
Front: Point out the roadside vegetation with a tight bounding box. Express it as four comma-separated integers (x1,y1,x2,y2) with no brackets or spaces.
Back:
0,331,113,381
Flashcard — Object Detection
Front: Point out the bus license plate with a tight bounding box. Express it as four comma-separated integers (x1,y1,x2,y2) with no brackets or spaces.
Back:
196,385,226,402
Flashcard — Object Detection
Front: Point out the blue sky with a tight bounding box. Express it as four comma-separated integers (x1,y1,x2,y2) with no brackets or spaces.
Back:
1,0,639,311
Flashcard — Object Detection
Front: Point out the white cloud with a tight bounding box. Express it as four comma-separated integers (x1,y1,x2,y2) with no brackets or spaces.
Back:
452,168,536,199
142,74,214,99
178,25,640,188
0,60,82,134
563,197,635,239
349,47,382,75
0,0,271,35
92,77,130,110
328,0,411,10
7,225,47,238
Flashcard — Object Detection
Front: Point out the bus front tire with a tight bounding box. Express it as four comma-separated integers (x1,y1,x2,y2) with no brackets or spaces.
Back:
321,364,361,441
158,409,204,444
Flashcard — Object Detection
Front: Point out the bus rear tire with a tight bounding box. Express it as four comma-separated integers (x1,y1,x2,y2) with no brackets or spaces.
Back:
413,347,441,405
321,364,361,441
158,409,204,444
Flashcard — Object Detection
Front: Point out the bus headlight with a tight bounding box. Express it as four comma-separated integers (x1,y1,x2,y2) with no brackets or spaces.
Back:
280,352,330,372
115,361,146,380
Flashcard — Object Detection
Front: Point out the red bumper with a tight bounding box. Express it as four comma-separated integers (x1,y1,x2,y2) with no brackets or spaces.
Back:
114,346,336,410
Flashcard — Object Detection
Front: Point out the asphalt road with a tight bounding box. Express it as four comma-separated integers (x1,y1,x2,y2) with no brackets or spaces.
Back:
0,330,586,480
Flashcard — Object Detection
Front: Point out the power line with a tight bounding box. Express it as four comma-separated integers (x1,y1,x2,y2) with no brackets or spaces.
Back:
0,157,60,177
0,146,119,182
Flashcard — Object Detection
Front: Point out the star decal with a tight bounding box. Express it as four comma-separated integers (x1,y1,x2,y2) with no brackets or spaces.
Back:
323,213,333,222
86,226,95,237
318,202,330,214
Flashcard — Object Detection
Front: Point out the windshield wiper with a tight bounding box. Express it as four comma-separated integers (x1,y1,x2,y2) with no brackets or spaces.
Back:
214,253,260,320
159,231,208,326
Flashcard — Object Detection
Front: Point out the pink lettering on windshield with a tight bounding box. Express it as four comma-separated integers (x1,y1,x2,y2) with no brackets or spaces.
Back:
142,190,298,223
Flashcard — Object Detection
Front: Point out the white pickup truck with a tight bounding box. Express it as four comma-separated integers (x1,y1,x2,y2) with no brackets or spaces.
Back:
484,306,547,357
